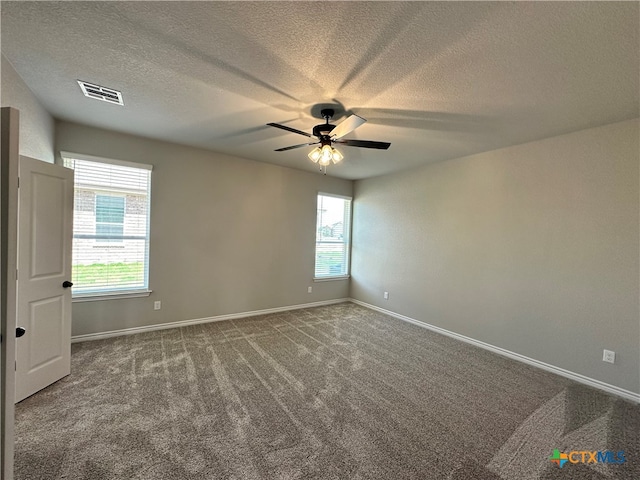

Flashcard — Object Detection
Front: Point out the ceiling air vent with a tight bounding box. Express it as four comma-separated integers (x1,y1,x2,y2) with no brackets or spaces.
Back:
77,80,124,105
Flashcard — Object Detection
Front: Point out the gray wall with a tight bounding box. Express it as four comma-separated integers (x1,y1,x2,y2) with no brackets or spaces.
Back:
56,121,352,336
1,55,54,162
351,119,640,394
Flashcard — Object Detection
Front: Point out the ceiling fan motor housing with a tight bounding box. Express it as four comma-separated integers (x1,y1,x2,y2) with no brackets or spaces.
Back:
313,124,335,140
314,108,336,142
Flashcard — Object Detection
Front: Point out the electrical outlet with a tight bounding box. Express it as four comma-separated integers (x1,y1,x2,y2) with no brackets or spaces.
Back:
308,286,312,294
154,301,161,310
602,349,615,364
383,291,389,300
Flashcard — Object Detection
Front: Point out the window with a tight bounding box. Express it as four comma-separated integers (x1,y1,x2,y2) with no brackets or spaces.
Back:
315,193,352,279
95,195,125,242
62,152,152,298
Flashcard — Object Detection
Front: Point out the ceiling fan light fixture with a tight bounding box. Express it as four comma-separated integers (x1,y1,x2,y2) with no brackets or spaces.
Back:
318,144,334,166
331,148,343,164
308,147,322,163
310,144,343,166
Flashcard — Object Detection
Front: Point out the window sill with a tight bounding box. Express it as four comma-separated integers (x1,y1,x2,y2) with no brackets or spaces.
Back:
313,275,350,282
72,289,152,302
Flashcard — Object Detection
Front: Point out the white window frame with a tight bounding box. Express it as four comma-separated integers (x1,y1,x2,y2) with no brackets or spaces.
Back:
61,151,153,301
314,192,352,281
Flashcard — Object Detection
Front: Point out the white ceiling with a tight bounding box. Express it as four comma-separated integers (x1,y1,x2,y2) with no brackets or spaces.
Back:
1,1,638,180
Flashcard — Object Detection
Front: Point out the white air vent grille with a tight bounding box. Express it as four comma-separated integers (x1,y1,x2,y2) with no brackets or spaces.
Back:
77,80,124,105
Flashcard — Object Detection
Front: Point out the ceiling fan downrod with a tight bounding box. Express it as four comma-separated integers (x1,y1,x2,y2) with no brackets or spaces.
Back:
313,109,336,140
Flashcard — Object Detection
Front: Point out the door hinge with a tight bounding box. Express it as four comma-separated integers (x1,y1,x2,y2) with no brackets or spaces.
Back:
15,361,17,371
17,177,19,188
16,268,18,280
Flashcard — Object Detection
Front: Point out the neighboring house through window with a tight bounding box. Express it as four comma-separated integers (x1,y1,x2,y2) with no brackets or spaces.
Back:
95,194,125,242
62,152,152,298
315,193,352,279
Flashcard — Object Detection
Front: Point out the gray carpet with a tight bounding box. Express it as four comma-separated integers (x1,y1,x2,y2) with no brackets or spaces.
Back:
14,303,640,479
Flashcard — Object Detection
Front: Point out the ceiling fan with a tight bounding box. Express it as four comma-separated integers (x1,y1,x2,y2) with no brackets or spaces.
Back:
266,109,390,169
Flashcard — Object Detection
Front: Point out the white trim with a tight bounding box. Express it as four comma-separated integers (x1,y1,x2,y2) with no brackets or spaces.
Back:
317,191,352,201
71,298,349,343
349,299,640,404
314,275,350,282
72,290,152,302
60,151,153,171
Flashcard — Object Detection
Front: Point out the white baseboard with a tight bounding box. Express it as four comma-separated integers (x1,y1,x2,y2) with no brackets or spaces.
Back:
349,299,640,404
71,298,350,343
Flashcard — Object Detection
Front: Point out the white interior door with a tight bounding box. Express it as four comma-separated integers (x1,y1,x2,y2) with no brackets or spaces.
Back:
15,156,73,403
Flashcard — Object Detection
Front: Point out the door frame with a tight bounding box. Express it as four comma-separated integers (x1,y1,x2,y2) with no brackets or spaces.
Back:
1,106,19,480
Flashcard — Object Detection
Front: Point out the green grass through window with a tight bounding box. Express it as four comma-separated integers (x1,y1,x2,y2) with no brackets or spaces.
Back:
72,262,144,286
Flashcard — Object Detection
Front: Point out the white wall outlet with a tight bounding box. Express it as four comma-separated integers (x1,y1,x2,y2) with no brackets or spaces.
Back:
307,286,312,294
602,349,615,364
154,301,161,310
383,291,389,300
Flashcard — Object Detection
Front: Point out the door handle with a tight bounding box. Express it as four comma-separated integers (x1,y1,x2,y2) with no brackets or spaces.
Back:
62,280,73,288
16,327,26,338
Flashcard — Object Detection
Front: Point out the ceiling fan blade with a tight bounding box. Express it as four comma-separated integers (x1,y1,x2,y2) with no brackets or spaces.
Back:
275,142,318,152
335,139,391,150
266,122,313,138
330,114,366,140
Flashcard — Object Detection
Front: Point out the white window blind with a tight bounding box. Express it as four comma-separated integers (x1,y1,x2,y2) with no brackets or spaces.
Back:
315,193,352,278
62,152,152,296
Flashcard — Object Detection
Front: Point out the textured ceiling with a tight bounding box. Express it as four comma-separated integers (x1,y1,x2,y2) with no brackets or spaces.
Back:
1,1,638,179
